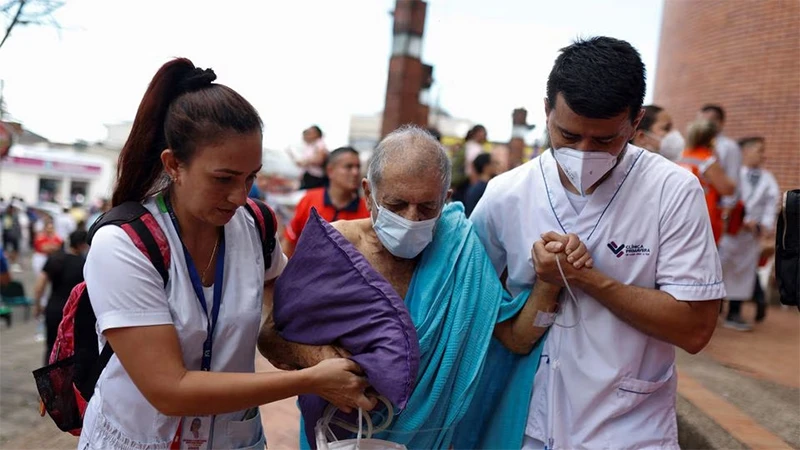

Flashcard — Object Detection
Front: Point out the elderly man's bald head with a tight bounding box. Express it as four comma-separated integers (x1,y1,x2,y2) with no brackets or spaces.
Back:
367,125,452,198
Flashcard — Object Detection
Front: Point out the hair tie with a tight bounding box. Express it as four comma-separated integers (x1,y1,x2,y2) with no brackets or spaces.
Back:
178,67,216,93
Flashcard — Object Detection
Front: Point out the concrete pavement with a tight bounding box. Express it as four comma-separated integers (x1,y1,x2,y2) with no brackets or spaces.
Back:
0,316,299,450
1,259,797,449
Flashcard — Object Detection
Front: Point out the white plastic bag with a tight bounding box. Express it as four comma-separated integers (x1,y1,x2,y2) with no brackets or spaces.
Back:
315,397,407,450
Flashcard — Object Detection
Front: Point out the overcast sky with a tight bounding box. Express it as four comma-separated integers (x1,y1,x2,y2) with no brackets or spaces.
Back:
0,0,664,148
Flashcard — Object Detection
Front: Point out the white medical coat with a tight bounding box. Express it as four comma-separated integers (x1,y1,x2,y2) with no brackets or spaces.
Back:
471,146,725,450
718,167,780,299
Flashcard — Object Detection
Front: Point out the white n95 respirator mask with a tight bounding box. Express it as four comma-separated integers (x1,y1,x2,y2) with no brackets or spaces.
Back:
552,148,618,196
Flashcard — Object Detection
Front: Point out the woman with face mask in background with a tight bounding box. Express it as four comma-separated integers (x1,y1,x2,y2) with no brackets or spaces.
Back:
631,105,685,161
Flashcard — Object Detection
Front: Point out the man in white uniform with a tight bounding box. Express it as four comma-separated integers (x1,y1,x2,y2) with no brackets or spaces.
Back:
471,37,724,450
719,137,780,328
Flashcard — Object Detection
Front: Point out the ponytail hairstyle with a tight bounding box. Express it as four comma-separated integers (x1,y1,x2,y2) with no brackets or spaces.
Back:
112,58,263,206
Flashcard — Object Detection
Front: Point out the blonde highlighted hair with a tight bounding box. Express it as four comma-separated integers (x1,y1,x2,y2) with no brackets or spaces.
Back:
685,119,719,149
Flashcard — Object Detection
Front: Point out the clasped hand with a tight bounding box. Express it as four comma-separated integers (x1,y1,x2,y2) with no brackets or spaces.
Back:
531,231,593,287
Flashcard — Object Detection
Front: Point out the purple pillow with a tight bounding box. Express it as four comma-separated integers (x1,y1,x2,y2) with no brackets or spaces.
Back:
272,208,420,441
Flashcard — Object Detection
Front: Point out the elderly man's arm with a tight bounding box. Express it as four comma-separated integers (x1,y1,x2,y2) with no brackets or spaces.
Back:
257,281,345,370
493,280,561,355
493,236,593,354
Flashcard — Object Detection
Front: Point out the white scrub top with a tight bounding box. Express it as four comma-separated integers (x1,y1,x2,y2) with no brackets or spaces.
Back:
78,196,287,450
719,167,780,299
471,146,725,450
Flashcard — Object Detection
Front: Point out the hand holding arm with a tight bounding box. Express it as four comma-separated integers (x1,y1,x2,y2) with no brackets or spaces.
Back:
106,324,375,416
535,230,718,354
257,281,351,370
534,232,594,286
493,234,593,354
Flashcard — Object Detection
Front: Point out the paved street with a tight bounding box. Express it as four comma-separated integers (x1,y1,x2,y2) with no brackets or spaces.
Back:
1,261,797,449
0,263,300,450
0,315,300,450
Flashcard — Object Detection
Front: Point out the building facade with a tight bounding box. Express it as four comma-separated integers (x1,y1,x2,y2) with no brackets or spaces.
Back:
653,0,799,192
0,144,115,206
0,122,128,206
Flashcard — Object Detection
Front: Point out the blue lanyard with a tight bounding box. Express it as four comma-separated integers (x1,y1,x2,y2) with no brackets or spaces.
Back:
164,194,225,372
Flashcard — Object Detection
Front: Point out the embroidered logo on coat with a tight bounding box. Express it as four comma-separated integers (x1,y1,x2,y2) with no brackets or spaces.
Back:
607,241,625,258
608,241,651,258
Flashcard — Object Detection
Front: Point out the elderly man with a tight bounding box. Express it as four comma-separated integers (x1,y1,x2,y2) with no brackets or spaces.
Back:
259,126,591,450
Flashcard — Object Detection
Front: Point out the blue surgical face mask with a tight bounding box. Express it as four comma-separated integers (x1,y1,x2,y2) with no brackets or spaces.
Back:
552,147,618,196
370,194,438,259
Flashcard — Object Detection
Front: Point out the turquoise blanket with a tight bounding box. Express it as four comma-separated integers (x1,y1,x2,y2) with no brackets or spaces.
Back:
302,203,543,449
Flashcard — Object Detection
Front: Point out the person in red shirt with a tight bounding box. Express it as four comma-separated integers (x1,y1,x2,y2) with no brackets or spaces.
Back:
34,219,63,255
283,147,369,257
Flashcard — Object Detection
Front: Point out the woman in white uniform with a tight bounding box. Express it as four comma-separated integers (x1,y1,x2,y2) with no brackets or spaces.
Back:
79,58,374,450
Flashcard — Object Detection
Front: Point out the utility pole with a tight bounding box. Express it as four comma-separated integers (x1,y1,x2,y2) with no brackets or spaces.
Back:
381,0,434,138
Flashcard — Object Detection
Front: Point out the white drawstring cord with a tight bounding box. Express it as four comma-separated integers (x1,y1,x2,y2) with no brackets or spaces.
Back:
553,253,581,328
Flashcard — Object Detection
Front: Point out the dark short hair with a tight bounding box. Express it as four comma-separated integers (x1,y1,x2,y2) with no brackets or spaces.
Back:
738,136,764,149
69,230,88,249
638,105,664,132
547,36,645,121
473,153,493,175
308,125,323,138
465,125,486,141
325,146,359,168
701,104,725,122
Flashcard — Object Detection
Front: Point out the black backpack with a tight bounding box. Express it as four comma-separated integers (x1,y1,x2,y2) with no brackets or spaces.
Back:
33,198,276,435
775,189,799,309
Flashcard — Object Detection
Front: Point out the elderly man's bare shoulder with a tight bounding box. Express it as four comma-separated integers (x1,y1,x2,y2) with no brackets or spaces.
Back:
331,218,372,246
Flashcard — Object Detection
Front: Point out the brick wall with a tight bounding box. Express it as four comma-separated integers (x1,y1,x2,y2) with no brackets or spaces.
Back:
653,0,799,192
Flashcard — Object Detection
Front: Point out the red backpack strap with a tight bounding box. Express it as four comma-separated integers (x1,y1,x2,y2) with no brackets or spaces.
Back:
88,201,170,286
244,198,278,270
79,202,171,401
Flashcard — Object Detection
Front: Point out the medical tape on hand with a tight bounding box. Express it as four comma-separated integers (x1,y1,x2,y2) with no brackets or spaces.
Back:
533,311,556,328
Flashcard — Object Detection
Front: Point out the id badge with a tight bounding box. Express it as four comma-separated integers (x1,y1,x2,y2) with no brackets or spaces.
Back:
180,416,214,450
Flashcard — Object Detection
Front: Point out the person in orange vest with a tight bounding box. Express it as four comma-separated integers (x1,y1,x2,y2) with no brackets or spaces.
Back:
677,119,736,244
